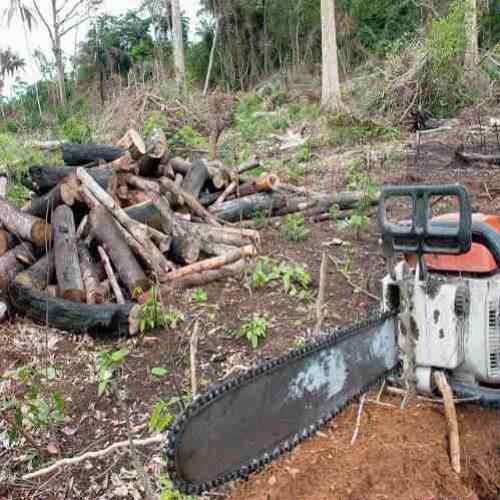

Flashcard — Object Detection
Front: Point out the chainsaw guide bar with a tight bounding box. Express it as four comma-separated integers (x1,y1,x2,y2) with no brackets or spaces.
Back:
165,312,399,495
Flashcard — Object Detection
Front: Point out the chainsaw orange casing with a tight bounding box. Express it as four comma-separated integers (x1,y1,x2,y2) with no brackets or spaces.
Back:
405,214,500,273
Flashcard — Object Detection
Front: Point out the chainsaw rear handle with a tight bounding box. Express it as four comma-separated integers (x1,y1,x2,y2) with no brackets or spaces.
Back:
378,184,472,255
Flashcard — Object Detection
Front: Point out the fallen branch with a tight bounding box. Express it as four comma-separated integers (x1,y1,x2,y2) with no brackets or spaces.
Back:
313,252,328,336
329,255,380,302
190,321,200,398
434,371,461,474
21,434,164,480
98,246,125,305
350,394,367,446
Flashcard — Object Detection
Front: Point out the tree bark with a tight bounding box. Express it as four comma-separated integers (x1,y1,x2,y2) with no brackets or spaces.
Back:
15,252,55,290
0,231,18,256
28,177,79,220
159,177,220,225
9,283,141,336
77,241,106,304
0,198,51,248
464,0,478,79
138,128,168,177
170,235,201,265
89,206,150,295
172,0,185,87
321,0,343,112
53,205,85,303
182,159,210,199
29,166,112,195
62,144,125,166
0,243,35,291
209,193,287,222
116,129,146,161
125,175,160,194
98,246,125,304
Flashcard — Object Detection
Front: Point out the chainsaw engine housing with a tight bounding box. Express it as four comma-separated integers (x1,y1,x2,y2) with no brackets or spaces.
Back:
382,263,500,392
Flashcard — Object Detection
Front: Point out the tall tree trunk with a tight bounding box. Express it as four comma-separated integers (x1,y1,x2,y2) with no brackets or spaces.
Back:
52,0,65,105
321,0,343,112
172,0,185,88
464,0,478,79
204,16,220,96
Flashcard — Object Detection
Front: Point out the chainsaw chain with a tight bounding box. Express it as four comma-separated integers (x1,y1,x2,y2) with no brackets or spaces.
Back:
165,311,399,496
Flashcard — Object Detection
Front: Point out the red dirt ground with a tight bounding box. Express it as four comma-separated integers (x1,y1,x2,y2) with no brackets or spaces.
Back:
1,116,500,499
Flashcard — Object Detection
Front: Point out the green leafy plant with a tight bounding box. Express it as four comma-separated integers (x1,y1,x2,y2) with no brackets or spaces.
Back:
191,288,208,304
1,364,67,445
151,367,169,379
232,313,270,349
138,288,184,332
169,125,207,153
252,258,312,296
95,348,129,396
344,213,370,240
281,213,309,241
158,474,194,500
148,399,175,433
328,205,341,221
143,111,169,137
251,207,268,227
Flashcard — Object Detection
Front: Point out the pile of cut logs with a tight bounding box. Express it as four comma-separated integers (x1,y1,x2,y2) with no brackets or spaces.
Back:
2,128,371,336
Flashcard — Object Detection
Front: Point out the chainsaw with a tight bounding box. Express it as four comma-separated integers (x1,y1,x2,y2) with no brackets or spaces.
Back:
166,184,500,495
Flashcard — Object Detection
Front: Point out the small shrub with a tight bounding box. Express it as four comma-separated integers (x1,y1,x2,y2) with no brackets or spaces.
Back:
149,399,175,433
1,364,67,445
192,288,208,304
232,313,270,349
281,213,309,241
252,258,311,296
95,348,129,396
169,125,207,153
138,288,184,332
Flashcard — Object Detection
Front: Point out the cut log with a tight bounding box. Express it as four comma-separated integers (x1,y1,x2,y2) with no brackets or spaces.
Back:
125,175,160,194
0,243,35,291
209,193,287,222
125,201,162,230
237,174,279,198
62,143,125,166
89,206,150,295
0,198,51,248
159,177,220,226
77,241,106,304
28,166,112,195
98,246,125,304
160,245,256,283
138,128,167,177
15,252,55,290
116,129,146,161
46,285,58,298
0,230,18,256
10,283,141,336
27,184,67,222
456,149,500,165
53,205,85,303
76,168,171,275
170,157,229,187
169,258,246,289
181,159,209,199
179,220,258,247
170,235,201,265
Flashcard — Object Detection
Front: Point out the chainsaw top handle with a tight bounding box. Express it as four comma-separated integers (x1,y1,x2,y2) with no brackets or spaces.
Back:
378,184,472,256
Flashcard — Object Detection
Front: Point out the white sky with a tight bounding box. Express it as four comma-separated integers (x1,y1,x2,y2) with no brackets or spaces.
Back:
1,0,202,95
